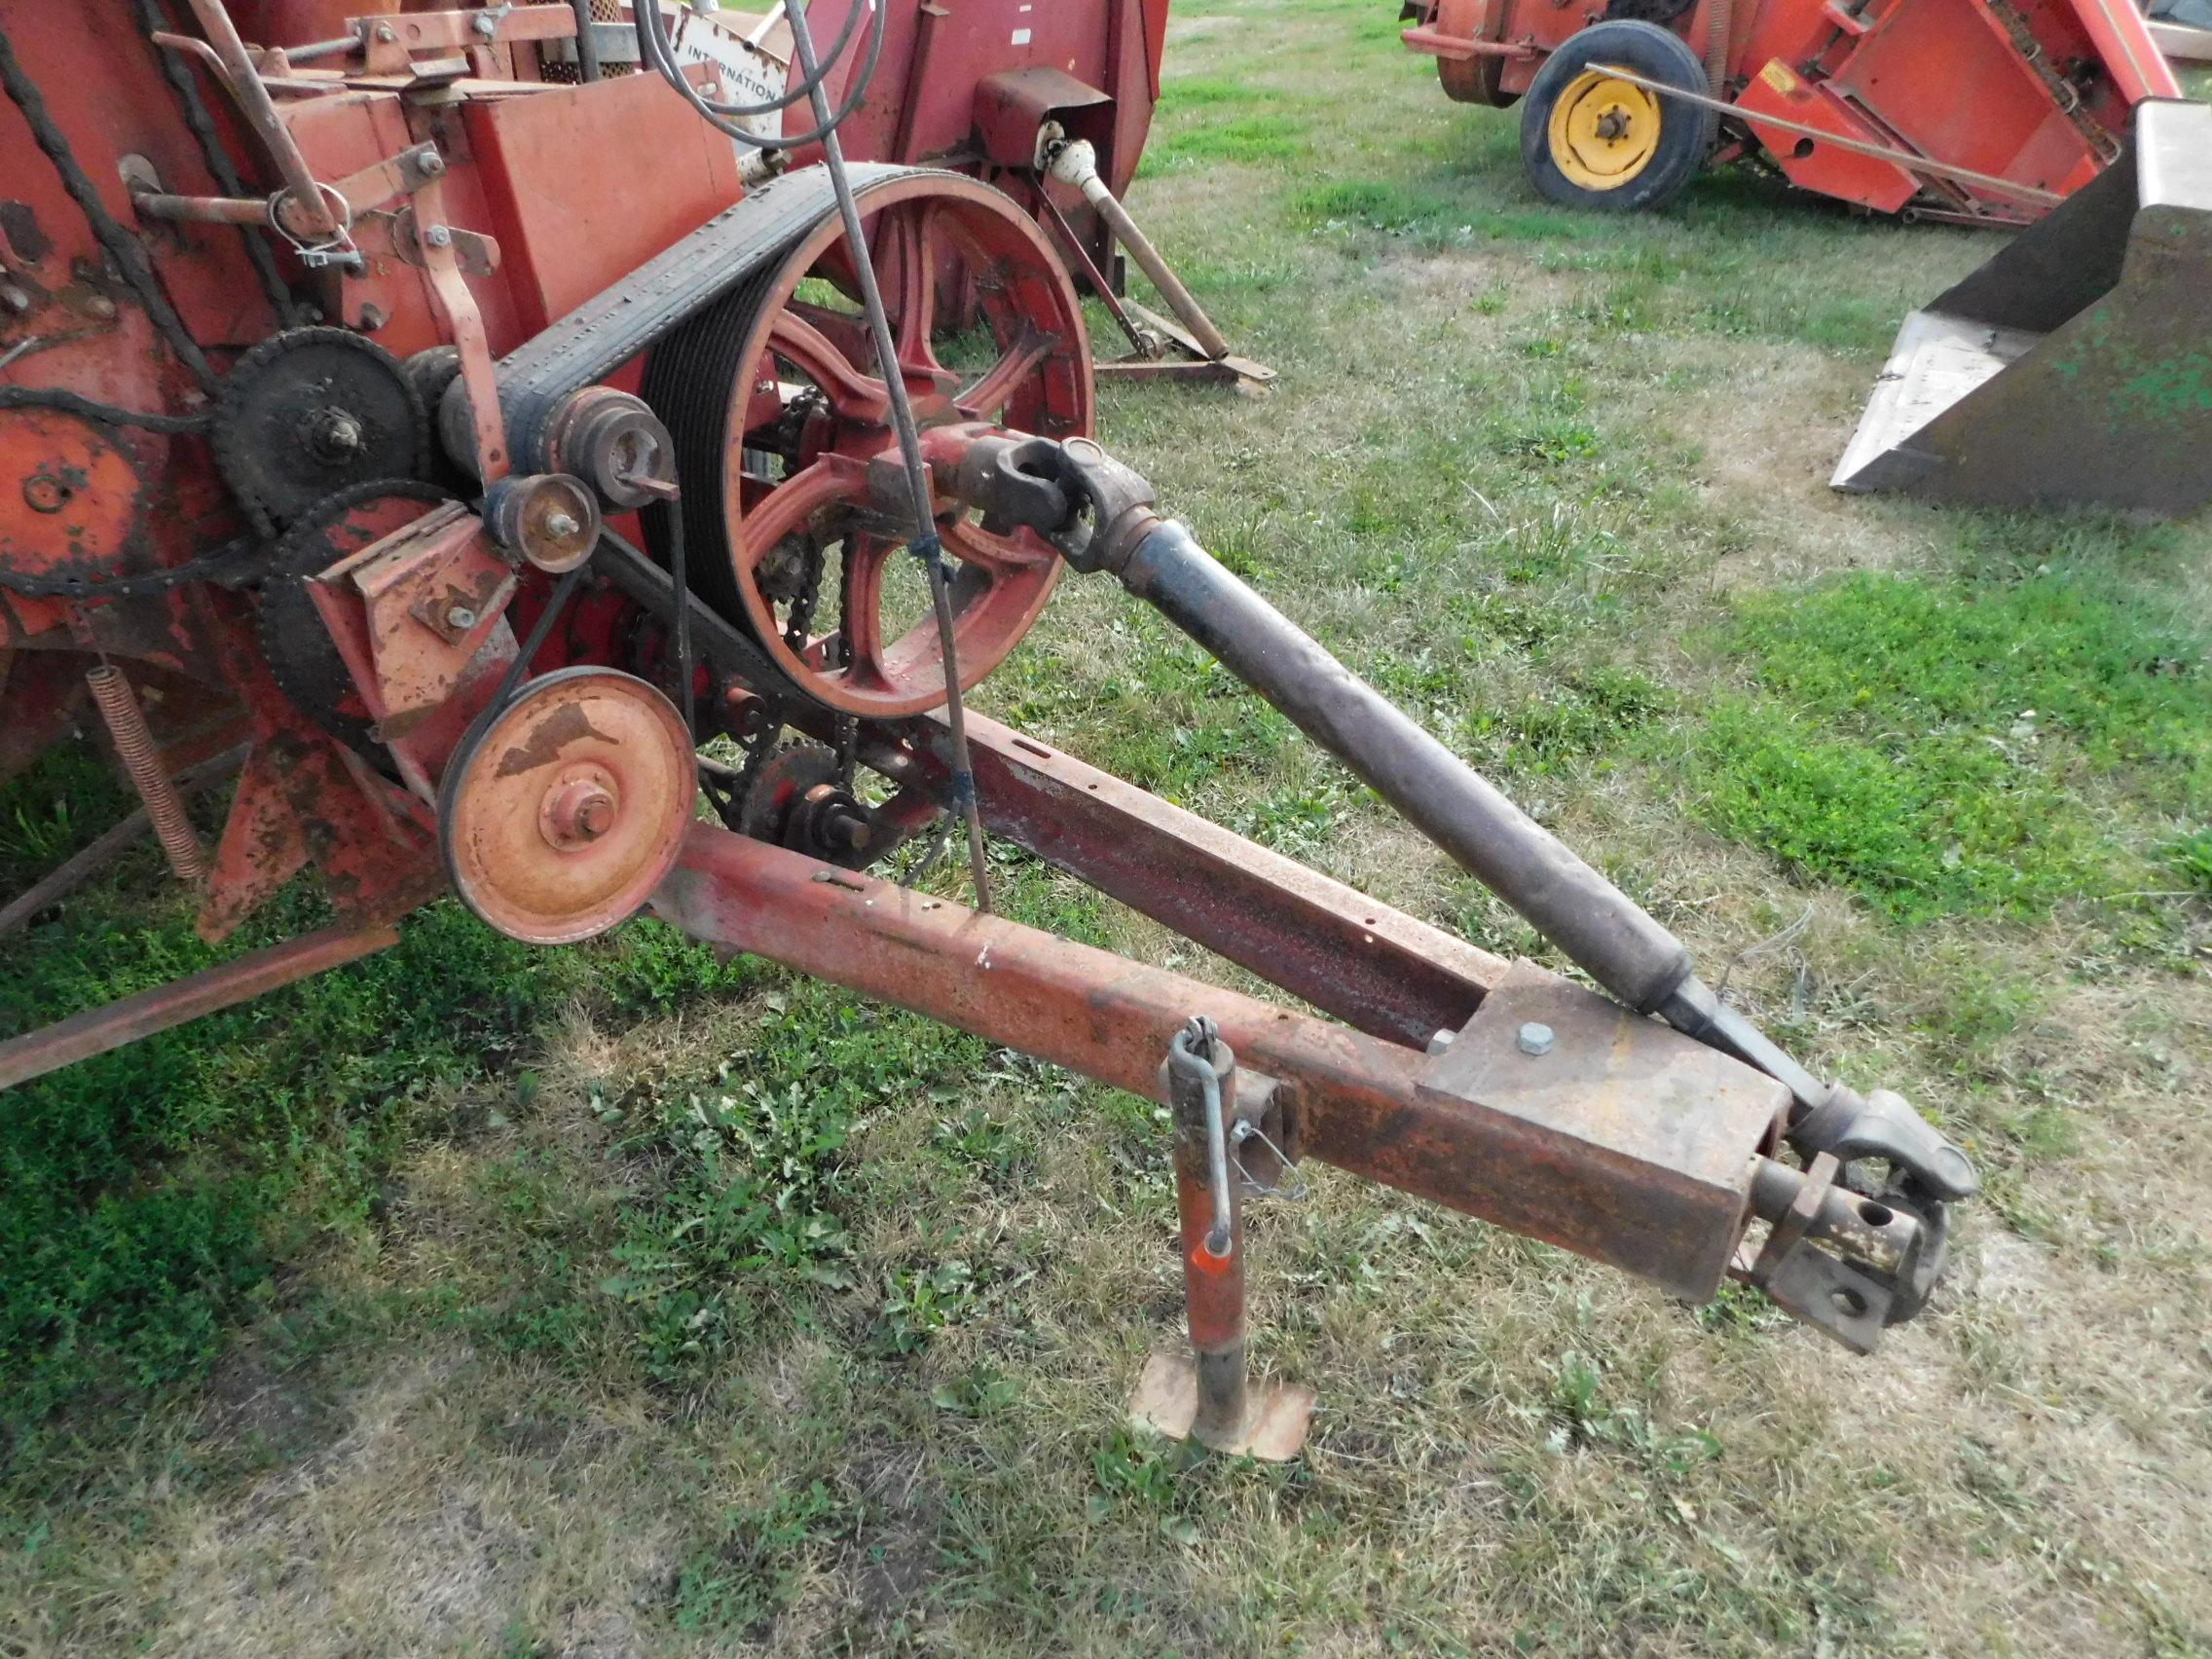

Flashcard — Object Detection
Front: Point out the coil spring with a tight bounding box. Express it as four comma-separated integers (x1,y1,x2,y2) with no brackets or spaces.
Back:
85,664,208,883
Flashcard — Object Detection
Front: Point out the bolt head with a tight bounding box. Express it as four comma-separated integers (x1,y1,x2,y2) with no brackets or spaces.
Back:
472,11,498,33
1,285,29,314
543,511,580,540
542,778,618,846
444,604,477,630
1517,1021,1556,1057
309,408,365,460
373,21,397,41
424,224,454,249
21,473,69,514
419,151,445,176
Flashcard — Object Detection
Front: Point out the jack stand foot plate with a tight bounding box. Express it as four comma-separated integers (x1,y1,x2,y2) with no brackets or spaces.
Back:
1127,1351,1314,1460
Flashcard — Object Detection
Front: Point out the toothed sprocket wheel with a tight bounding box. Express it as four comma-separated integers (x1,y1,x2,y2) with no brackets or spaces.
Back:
734,742,886,868
254,481,456,748
215,328,429,535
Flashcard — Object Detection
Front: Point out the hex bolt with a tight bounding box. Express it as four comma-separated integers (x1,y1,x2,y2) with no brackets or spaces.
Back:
444,604,477,630
543,778,617,845
418,151,445,176
1517,1021,1556,1057
544,511,581,540
309,408,365,460
472,10,498,34
373,21,397,41
424,224,454,249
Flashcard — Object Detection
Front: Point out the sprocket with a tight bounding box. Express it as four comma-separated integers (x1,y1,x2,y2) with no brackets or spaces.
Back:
215,327,429,535
254,480,455,749
735,741,884,868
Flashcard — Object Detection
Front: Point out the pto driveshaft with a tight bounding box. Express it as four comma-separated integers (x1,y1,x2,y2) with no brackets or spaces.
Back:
953,433,1977,1218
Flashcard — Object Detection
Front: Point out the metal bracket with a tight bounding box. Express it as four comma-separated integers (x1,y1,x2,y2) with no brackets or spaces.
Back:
331,142,450,220
353,4,581,76
1736,1152,1898,1354
387,205,500,277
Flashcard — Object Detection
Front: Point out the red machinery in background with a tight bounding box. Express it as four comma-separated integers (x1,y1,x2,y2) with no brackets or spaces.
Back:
1401,0,2180,221
220,0,1258,382
2,0,1974,1452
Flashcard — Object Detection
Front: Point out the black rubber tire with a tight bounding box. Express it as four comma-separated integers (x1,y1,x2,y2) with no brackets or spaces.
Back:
1519,21,1713,213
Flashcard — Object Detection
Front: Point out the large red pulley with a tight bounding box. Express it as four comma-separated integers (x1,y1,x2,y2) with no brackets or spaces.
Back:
643,173,1093,719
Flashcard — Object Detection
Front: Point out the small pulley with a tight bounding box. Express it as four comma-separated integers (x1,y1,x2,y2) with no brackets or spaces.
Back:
437,667,696,944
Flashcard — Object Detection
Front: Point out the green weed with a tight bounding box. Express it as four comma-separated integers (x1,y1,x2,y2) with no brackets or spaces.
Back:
0,883,571,1445
1144,114,1308,169
1681,571,2212,918
673,1479,844,1635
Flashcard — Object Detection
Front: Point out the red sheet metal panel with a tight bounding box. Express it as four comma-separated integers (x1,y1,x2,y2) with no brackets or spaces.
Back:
1829,0,2096,200
2063,0,2183,100
793,0,1161,193
463,67,743,333
1734,59,1919,212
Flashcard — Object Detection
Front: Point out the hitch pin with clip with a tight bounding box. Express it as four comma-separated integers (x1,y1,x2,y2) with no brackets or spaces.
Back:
1167,1016,1235,1258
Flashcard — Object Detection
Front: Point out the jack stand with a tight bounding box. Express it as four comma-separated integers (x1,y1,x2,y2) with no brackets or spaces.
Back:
1127,1018,1314,1459
1034,132,1276,392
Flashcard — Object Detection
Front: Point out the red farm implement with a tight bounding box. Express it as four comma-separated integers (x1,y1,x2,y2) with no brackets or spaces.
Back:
2,0,1972,1449
1401,0,2180,223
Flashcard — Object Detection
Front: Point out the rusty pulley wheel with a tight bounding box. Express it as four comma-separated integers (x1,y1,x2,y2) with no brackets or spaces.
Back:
437,667,696,944
641,173,1093,719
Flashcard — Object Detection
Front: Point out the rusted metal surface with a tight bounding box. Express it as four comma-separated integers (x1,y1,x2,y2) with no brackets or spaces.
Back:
1602,62,2066,209
887,710,1503,1050
1416,961,1787,1301
198,714,439,942
0,917,402,1091
350,5,580,76
790,0,1169,280
651,824,1782,1302
440,667,694,944
1166,1029,1248,1442
410,171,510,481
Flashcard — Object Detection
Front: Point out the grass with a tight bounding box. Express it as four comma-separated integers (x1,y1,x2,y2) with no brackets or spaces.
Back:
3,8,2210,1656
1683,567,2212,918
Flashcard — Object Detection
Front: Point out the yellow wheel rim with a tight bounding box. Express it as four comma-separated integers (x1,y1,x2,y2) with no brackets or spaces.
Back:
1548,70,1662,191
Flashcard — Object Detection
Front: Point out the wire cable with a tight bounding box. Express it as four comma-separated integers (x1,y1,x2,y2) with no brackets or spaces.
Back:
632,0,885,150
0,386,211,433
640,0,866,120
781,0,994,909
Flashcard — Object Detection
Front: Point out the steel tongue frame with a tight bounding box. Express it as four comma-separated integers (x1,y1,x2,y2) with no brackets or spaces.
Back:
631,422,1972,1367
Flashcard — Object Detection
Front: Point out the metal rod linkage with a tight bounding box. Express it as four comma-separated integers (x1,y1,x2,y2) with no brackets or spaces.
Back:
784,0,993,910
